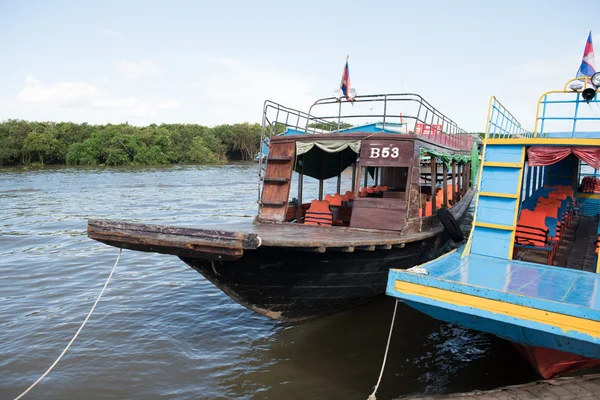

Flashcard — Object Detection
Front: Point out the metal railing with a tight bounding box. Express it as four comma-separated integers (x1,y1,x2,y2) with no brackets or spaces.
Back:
484,97,532,139
534,81,600,137
258,94,472,198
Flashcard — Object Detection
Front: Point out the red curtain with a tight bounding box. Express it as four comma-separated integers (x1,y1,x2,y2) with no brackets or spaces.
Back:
527,147,572,166
527,146,600,169
573,147,600,170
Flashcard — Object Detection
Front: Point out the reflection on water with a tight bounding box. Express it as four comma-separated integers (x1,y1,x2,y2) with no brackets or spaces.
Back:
0,164,537,399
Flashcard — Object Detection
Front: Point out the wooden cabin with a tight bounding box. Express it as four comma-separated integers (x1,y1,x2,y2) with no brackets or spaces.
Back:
258,131,474,234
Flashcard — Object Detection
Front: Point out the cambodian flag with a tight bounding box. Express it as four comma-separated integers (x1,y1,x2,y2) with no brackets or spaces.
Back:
340,56,351,100
576,31,596,80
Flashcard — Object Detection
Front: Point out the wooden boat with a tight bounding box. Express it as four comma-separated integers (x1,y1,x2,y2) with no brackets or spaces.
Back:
88,93,477,321
387,76,600,378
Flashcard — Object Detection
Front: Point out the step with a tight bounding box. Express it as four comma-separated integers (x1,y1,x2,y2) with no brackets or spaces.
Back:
261,200,287,206
267,156,293,162
263,177,290,184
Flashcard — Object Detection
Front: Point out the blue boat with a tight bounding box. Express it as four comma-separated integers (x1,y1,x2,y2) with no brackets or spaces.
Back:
387,75,600,379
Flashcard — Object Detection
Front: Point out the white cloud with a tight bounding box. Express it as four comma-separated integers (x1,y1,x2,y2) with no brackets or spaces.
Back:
116,60,161,80
101,28,123,39
15,76,179,120
156,101,181,110
186,55,318,124
17,76,98,108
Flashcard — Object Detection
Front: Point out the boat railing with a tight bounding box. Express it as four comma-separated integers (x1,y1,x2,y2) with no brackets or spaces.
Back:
484,96,532,140
307,93,471,149
534,80,600,137
258,94,472,199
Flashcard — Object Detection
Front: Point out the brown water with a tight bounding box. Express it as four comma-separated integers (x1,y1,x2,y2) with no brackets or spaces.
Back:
0,164,538,399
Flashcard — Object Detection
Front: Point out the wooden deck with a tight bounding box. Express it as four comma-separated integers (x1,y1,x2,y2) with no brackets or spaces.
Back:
404,373,600,399
516,215,598,272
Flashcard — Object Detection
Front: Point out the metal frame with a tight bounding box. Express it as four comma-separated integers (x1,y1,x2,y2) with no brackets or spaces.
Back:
258,94,472,198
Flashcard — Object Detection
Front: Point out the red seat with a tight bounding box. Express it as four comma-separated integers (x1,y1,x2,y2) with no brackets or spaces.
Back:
514,209,557,265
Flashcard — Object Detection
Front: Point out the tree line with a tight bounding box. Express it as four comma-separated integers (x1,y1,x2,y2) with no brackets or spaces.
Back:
0,120,264,167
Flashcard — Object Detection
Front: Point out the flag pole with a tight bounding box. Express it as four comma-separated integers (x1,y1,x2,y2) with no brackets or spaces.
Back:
337,55,349,132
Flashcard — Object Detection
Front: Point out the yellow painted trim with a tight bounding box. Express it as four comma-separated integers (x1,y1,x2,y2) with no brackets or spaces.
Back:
479,192,519,199
562,78,592,91
475,221,514,231
394,281,600,338
483,161,522,168
508,230,517,259
596,251,600,274
507,147,527,259
487,138,600,146
578,193,600,199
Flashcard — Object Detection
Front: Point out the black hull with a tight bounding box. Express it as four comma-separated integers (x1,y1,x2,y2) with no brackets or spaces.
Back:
181,231,451,322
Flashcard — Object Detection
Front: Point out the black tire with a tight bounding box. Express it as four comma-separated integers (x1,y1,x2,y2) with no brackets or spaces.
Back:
437,207,464,242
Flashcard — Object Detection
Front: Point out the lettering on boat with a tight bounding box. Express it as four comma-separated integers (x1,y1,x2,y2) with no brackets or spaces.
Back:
369,146,401,159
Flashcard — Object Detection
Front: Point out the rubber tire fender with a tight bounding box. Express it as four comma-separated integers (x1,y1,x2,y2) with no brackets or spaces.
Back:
437,207,464,242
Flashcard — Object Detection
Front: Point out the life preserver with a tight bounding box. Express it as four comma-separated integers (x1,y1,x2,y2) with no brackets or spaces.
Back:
437,207,464,242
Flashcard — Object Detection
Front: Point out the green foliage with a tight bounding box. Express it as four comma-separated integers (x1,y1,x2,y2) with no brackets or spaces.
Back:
0,119,265,167
188,137,217,164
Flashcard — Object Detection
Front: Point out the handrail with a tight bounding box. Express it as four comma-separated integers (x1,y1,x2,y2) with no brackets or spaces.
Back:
534,87,600,137
258,93,472,201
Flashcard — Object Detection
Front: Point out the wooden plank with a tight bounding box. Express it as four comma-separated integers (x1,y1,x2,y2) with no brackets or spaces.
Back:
350,206,406,231
87,219,257,260
263,177,289,183
261,200,286,206
267,155,293,161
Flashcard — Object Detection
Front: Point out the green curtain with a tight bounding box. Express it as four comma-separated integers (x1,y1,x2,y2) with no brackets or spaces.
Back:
470,141,479,185
419,148,471,168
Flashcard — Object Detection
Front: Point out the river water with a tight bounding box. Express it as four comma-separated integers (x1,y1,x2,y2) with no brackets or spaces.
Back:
0,164,538,400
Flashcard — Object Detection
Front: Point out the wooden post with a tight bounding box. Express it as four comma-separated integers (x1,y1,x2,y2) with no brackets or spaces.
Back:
297,157,304,220
363,167,368,188
457,164,462,200
336,152,342,194
442,162,448,208
354,166,362,197
466,162,471,192
431,156,437,213
319,179,323,200
351,162,356,191
451,161,457,204
463,163,469,195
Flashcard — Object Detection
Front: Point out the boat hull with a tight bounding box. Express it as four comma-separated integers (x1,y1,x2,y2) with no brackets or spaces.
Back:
513,344,600,379
182,233,450,322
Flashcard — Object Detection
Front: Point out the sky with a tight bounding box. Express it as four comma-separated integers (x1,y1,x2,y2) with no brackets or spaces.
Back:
0,0,598,132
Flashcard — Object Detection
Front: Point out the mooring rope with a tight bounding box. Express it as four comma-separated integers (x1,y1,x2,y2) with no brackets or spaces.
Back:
14,248,123,400
367,299,399,400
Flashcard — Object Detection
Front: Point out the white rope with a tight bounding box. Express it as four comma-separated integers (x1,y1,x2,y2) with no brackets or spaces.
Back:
14,248,123,400
367,299,399,400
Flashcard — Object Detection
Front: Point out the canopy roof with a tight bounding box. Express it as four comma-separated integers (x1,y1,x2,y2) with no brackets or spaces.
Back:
295,140,361,180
